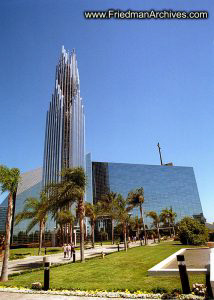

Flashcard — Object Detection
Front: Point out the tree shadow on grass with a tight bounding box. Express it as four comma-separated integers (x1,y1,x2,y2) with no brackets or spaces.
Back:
10,253,31,260
47,249,61,253
10,261,43,272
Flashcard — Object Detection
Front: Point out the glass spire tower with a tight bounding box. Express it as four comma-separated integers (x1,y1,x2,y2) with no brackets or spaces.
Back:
42,46,85,186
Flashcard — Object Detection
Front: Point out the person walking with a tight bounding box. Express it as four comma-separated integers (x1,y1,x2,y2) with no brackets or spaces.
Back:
66,244,69,258
63,244,67,258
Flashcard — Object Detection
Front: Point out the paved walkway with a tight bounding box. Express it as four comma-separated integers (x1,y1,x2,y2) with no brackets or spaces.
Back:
0,240,154,275
0,291,131,300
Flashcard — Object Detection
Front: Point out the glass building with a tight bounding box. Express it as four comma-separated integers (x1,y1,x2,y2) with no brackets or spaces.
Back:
42,46,85,186
0,207,7,234
91,161,203,225
0,168,56,237
0,46,205,240
0,47,86,240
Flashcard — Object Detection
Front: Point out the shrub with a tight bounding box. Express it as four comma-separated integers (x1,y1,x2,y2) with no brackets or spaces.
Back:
178,217,208,245
151,287,168,293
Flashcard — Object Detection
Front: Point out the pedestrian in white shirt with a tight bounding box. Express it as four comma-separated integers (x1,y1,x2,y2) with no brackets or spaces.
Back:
63,244,67,258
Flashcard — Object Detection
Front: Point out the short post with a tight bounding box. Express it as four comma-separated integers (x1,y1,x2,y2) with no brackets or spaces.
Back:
140,239,143,246
206,264,213,298
101,242,102,246
118,244,120,252
43,256,51,291
73,250,76,263
45,247,47,255
177,255,190,294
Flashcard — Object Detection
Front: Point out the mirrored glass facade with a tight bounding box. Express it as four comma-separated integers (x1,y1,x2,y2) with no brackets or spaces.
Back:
43,46,85,186
92,162,203,225
0,168,55,236
0,207,7,233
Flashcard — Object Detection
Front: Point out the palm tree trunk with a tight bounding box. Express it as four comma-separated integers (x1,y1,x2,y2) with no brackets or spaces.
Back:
111,219,114,245
62,226,65,245
157,224,160,243
60,225,63,245
66,224,68,244
0,192,13,282
123,223,127,252
70,223,73,244
140,204,147,245
172,225,175,236
79,197,85,262
38,221,43,255
169,221,172,237
92,222,95,248
137,225,140,240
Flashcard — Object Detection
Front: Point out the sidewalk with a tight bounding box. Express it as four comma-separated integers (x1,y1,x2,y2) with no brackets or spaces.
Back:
0,240,154,275
0,291,129,300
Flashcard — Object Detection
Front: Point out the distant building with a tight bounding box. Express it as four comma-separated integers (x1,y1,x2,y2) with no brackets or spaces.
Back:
42,46,85,187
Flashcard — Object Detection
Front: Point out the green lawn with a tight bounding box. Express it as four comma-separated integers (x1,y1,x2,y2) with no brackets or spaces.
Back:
1,241,205,292
7,247,62,260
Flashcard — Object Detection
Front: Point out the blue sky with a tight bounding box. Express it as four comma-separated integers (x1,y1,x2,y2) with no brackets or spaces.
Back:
0,0,213,222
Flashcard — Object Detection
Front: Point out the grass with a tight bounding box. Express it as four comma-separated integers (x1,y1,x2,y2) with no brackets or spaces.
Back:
6,247,62,260
1,241,205,292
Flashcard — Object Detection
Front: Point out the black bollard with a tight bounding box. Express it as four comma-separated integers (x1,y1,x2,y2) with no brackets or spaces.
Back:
43,256,51,291
73,250,76,263
177,255,190,294
118,244,120,252
206,265,213,298
45,247,47,255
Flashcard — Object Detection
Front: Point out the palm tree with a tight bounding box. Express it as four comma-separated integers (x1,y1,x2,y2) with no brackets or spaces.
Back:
99,192,118,244
15,192,49,255
0,165,20,282
129,216,143,240
168,207,177,236
84,202,101,248
46,167,86,262
115,194,131,251
147,211,161,243
55,210,75,245
127,187,147,245
160,208,176,237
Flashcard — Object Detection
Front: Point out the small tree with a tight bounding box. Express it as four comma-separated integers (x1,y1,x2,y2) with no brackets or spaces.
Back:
147,211,161,243
128,187,147,244
115,194,131,251
129,216,142,240
84,202,101,248
168,207,177,236
15,192,49,255
0,165,20,282
178,217,208,245
160,207,177,237
99,192,118,244
46,167,86,262
55,210,74,245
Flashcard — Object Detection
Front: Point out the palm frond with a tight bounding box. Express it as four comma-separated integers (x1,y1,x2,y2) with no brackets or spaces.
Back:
15,211,35,225
26,217,39,233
